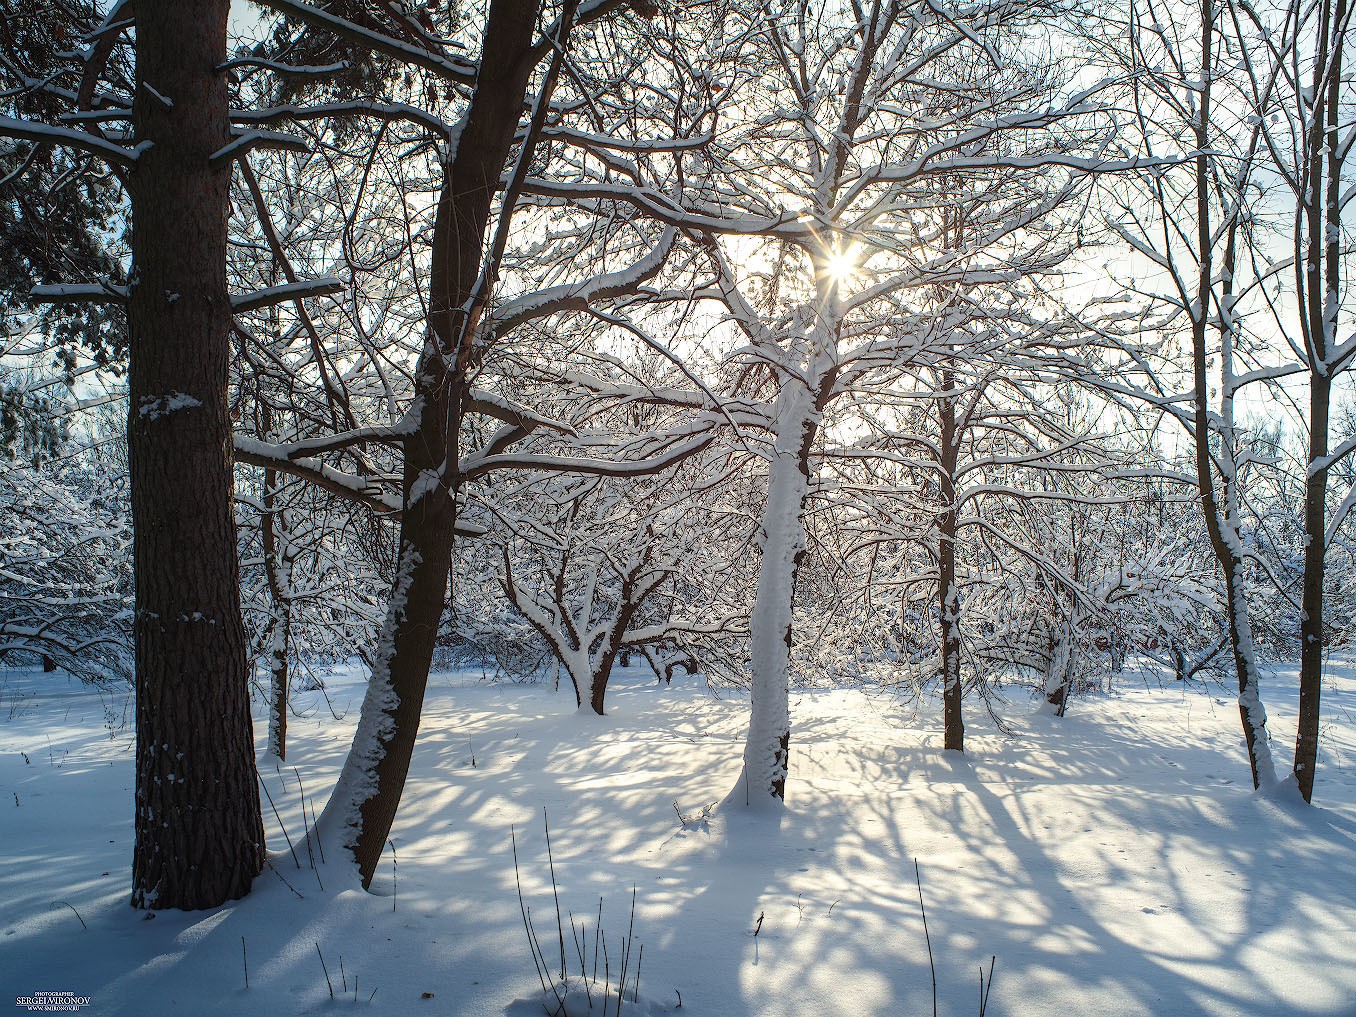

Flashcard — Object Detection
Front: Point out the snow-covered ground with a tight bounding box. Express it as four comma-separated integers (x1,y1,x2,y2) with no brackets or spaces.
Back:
2,660,1354,1017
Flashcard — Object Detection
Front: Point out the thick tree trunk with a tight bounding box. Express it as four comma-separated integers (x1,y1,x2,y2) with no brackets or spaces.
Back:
590,649,618,715
127,1,263,909
1042,626,1074,717
730,399,814,805
586,579,645,715
561,649,592,712
317,0,544,887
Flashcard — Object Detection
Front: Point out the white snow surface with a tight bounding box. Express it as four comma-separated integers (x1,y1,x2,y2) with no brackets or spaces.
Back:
2,661,1355,1016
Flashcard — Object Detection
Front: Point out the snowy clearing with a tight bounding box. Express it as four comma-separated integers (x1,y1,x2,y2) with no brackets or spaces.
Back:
2,662,1354,1017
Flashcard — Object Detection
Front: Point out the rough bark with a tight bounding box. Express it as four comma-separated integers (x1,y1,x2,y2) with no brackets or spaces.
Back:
127,0,264,909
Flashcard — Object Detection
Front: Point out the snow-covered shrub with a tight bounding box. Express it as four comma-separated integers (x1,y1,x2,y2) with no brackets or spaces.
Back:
0,413,132,684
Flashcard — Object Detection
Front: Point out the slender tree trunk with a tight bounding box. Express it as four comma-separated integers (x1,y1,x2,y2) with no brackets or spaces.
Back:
260,462,292,760
1297,373,1328,800
1188,0,1275,789
317,0,544,886
1294,0,1344,802
127,0,263,909
937,366,963,751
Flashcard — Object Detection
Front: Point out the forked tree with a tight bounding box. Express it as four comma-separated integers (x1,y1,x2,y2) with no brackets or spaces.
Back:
544,0,1130,801
228,0,732,885
1225,0,1353,802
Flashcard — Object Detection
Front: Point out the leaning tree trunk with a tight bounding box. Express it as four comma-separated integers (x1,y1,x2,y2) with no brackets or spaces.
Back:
127,0,264,909
317,0,545,887
730,397,815,806
1187,0,1275,791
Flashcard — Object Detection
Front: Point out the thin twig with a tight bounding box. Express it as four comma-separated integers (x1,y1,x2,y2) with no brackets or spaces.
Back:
511,826,554,999
316,943,334,1000
309,791,326,865
571,914,591,1009
544,809,567,982
915,859,937,1017
618,886,637,1017
295,768,326,868
594,898,602,984
51,901,86,930
979,956,996,1017
258,775,300,868
633,943,644,1004
265,857,304,899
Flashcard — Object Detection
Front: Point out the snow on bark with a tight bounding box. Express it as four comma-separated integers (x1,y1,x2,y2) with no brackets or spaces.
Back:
137,391,202,420
728,393,814,807
314,543,419,865
1228,568,1277,786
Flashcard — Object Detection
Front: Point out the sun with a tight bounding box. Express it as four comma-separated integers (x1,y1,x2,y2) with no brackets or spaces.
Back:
820,243,861,289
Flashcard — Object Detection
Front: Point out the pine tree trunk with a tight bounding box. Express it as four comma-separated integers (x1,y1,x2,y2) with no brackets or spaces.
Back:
318,0,544,887
127,0,263,910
